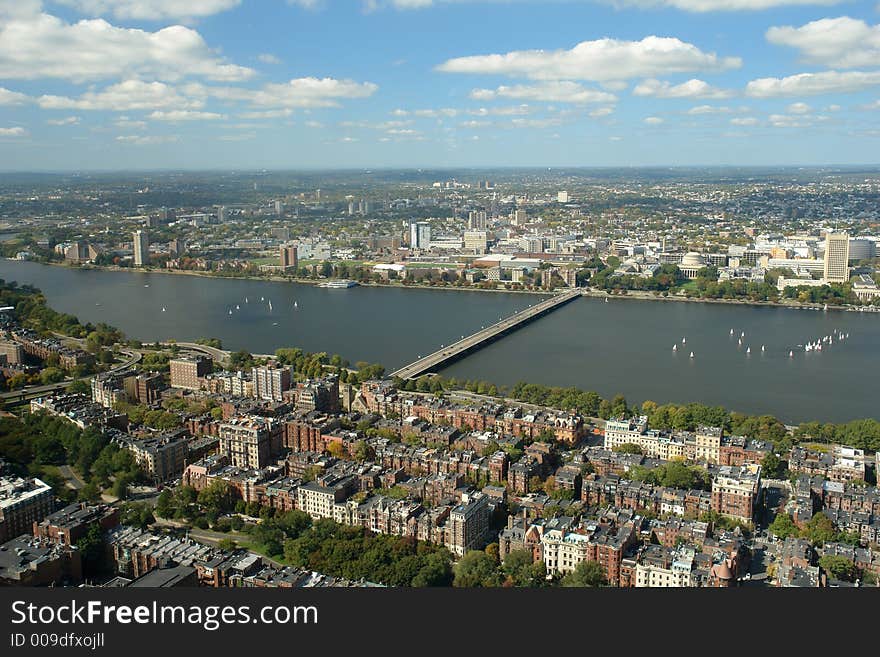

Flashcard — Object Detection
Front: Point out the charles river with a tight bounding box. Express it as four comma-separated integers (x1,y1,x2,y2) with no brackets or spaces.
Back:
2,259,878,424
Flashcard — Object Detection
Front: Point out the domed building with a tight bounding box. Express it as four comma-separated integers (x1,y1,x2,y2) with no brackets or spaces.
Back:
679,252,707,280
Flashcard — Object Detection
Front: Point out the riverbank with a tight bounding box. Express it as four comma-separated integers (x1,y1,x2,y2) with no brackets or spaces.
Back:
26,260,880,310
47,261,556,296
581,288,878,313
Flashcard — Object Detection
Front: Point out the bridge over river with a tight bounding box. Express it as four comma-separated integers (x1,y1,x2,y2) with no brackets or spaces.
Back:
391,289,582,380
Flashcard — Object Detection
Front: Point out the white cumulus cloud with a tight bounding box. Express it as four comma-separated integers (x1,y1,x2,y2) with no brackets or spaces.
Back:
766,17,880,69
0,11,254,82
437,37,740,82
55,1,241,21
470,82,617,104
616,0,845,11
633,78,733,98
148,110,225,121
38,80,203,111
195,78,378,108
746,71,880,97
0,87,30,105
47,116,81,125
116,134,180,145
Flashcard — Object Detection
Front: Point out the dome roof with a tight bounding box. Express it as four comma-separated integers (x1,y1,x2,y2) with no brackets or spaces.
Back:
681,252,705,266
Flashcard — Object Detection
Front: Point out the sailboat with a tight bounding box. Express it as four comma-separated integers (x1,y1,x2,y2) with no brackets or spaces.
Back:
236,304,240,310
730,328,734,336
161,307,166,312
746,347,751,354
789,350,794,358
245,297,249,303
605,298,608,303
261,296,265,302
740,331,745,338
294,301,298,309
268,300,273,312
228,309,232,315
761,345,765,352
681,337,686,344
689,351,695,359
672,344,678,352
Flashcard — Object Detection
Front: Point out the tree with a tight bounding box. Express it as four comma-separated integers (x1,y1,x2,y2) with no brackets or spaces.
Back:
327,441,347,458
561,560,607,587
803,513,837,546
453,550,502,587
155,488,175,518
819,555,857,582
768,512,798,539
120,502,155,529
412,551,453,587
613,443,643,455
502,549,546,587
217,538,238,552
77,523,108,578
67,379,90,394
197,480,236,516
78,481,102,503
761,452,787,479
39,367,65,385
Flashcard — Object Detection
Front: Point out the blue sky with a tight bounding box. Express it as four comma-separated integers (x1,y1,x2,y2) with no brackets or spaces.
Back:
0,0,879,170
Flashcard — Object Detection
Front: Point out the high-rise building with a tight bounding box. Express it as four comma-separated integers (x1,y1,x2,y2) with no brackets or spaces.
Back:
464,231,489,254
117,431,189,484
169,356,213,390
252,364,292,402
0,341,24,365
409,221,432,249
512,209,527,226
711,464,761,524
0,476,54,544
446,493,491,557
168,238,186,257
124,372,165,406
274,200,284,216
557,191,569,203
219,416,283,469
848,238,876,263
467,211,488,230
272,227,291,241
823,232,850,283
218,206,228,223
279,244,298,271
133,230,150,267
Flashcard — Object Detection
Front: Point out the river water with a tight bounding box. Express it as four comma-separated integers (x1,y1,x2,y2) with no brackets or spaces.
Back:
2,259,878,423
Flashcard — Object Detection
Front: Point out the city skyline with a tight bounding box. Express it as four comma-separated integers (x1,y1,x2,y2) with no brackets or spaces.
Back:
0,1,879,170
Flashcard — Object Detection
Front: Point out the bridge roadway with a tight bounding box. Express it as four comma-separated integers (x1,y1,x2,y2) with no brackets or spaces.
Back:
391,289,582,380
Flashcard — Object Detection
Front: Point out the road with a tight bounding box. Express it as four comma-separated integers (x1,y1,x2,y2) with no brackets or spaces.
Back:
58,464,85,490
160,341,230,363
0,348,141,404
